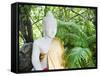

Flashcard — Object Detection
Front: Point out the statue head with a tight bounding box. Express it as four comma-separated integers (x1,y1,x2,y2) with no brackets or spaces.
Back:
43,11,57,38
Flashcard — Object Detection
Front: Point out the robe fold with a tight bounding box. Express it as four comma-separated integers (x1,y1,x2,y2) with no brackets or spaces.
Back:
48,38,64,70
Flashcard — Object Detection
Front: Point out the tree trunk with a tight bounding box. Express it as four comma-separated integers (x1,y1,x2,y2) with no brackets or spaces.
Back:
19,5,33,72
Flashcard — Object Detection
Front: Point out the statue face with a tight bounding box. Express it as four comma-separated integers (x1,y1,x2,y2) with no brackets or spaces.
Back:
45,24,57,38
43,11,57,38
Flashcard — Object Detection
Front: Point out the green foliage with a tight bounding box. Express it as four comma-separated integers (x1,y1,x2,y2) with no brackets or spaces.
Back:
84,21,96,36
64,47,94,68
57,20,89,48
56,20,96,68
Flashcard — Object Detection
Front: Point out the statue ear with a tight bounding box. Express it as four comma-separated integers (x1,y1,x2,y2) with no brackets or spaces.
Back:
42,17,46,26
42,17,46,36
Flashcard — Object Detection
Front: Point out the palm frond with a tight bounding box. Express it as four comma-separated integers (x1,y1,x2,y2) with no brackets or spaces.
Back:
66,47,94,68
87,34,96,45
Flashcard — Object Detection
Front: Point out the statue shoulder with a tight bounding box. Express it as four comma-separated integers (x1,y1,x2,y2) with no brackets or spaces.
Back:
53,37,63,44
53,37,61,41
33,38,44,46
52,37,64,49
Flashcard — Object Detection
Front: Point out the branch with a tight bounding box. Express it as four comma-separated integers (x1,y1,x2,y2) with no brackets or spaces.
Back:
71,9,84,18
30,16,43,36
69,9,87,21
32,19,42,25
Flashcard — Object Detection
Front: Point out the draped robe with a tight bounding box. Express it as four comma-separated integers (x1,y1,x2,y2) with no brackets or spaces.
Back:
47,38,64,70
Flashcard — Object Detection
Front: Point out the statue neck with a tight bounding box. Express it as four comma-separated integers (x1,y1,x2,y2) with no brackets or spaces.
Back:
44,36,53,41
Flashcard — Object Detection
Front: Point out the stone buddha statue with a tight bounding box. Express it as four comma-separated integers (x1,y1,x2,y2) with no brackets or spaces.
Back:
31,11,64,71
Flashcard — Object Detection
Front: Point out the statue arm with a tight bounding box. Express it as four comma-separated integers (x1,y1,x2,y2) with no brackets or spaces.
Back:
31,42,42,70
